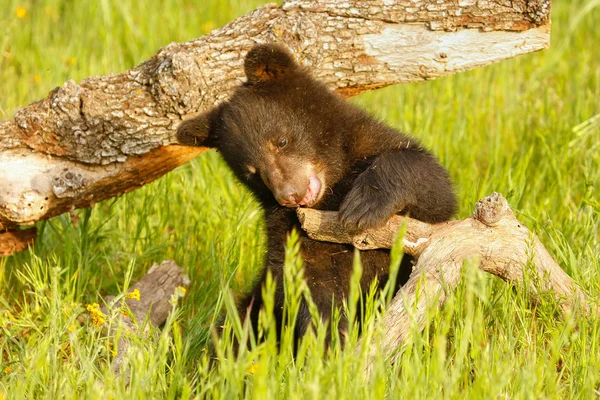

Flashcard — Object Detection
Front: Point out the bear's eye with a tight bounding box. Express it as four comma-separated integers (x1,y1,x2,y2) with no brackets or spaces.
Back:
278,137,288,148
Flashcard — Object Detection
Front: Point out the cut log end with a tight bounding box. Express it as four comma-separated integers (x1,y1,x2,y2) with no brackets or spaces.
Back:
0,145,208,233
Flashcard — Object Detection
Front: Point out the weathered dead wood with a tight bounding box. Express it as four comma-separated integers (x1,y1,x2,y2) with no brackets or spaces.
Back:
297,192,591,377
101,260,190,381
1,0,550,252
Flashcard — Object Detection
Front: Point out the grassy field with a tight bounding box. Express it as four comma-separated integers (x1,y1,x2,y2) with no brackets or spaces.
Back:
1,0,599,398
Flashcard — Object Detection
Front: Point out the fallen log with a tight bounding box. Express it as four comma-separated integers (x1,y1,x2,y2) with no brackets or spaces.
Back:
296,192,591,377
1,0,551,253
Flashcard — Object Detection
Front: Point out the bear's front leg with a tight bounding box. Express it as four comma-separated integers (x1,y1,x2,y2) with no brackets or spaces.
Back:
339,147,456,230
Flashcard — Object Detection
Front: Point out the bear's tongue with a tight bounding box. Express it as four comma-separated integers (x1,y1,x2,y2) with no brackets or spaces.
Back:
299,174,321,207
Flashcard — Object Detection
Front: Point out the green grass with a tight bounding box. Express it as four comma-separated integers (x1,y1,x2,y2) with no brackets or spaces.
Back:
1,0,599,398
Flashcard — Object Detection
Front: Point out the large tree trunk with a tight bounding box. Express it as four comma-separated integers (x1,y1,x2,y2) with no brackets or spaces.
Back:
0,0,550,251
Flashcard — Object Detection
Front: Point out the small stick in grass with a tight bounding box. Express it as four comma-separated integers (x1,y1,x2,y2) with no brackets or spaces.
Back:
100,260,190,382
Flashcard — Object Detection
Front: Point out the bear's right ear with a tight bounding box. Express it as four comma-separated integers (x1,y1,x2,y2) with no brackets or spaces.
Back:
244,43,298,84
176,111,213,147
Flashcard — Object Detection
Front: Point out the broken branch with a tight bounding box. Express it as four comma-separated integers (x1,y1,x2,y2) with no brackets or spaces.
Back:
296,192,591,377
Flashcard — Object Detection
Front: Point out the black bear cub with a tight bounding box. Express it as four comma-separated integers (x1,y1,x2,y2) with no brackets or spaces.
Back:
177,44,456,346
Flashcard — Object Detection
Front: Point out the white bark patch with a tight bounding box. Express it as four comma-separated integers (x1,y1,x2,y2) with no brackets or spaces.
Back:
403,237,430,249
362,25,549,79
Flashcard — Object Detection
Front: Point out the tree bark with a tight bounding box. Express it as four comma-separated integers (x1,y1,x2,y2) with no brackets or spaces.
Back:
296,192,591,378
0,0,550,248
0,228,37,256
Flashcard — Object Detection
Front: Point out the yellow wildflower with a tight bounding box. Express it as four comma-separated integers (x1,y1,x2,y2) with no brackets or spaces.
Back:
69,57,76,66
170,286,187,304
16,7,27,19
91,313,105,326
33,75,41,84
86,303,106,326
3,52,12,60
68,324,76,333
108,342,118,356
3,366,11,374
247,363,258,374
125,288,140,301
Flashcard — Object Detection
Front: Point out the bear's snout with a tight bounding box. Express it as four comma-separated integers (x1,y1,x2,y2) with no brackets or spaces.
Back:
273,185,302,207
257,155,315,208
259,168,307,208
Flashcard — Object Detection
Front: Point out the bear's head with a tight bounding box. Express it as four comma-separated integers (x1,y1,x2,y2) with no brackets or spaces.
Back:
177,44,355,208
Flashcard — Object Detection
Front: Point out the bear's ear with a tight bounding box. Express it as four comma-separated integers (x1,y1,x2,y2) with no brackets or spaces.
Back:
176,111,214,147
244,44,298,84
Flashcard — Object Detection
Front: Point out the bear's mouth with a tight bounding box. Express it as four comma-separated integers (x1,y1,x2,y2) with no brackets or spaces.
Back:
299,171,322,207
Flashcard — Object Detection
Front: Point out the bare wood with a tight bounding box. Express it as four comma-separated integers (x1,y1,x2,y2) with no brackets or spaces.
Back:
0,228,37,256
102,260,190,381
0,145,205,228
297,192,591,377
0,0,550,240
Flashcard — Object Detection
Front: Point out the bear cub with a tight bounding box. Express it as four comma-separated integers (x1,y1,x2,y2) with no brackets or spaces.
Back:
177,44,457,346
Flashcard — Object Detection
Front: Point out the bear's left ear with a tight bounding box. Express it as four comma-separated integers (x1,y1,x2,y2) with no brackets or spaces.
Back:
176,110,215,147
244,43,299,84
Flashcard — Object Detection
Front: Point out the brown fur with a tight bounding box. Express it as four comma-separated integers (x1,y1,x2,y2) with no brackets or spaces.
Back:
177,44,457,347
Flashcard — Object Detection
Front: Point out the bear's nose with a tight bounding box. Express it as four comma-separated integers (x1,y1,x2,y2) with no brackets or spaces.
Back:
275,188,299,207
